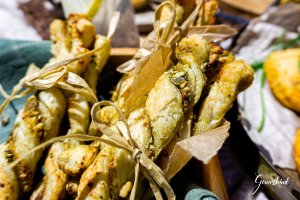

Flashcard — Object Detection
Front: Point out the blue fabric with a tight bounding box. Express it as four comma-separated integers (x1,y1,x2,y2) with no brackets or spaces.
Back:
184,184,220,200
0,39,51,143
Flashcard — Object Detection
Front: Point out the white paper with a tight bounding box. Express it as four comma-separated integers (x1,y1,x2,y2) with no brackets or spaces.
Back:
237,22,300,169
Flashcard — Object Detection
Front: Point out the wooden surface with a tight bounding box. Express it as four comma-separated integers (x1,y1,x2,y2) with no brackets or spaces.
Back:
202,155,229,200
220,0,274,15
111,47,138,56
109,47,138,66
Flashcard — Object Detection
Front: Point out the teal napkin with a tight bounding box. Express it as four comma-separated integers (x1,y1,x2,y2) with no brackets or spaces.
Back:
184,184,220,200
0,39,51,143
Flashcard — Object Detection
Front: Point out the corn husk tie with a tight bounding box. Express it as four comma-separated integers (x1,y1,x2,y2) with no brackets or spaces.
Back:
91,101,175,200
0,12,120,116
0,50,98,117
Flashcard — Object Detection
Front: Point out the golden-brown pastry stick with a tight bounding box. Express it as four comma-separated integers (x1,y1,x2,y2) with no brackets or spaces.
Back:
4,88,66,195
194,60,254,134
57,35,111,176
30,142,67,200
0,143,19,200
195,0,218,26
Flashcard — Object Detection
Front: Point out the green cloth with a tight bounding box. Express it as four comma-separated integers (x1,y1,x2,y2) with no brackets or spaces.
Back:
184,184,220,200
0,39,51,143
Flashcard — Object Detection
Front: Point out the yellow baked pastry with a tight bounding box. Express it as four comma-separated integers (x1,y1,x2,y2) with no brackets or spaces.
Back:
264,48,300,113
294,129,300,172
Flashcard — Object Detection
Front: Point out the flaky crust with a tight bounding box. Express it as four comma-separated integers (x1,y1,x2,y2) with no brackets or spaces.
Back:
30,143,67,200
294,129,300,173
195,60,254,134
0,144,19,200
5,88,66,194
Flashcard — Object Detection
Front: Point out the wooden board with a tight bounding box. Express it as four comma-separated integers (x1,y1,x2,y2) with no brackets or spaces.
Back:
202,156,229,200
220,0,274,15
109,47,138,66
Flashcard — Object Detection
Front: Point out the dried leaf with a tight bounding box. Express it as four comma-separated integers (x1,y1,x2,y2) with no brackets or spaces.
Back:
141,31,160,52
176,0,196,23
107,12,120,39
124,45,173,115
64,72,91,89
57,82,97,103
158,121,230,180
168,3,201,44
0,85,9,99
0,83,23,115
154,1,176,46
7,134,128,170
187,25,237,42
24,67,66,89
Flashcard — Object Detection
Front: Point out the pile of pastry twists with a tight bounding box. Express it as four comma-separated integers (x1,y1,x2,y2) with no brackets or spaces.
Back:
0,14,111,199
0,0,254,199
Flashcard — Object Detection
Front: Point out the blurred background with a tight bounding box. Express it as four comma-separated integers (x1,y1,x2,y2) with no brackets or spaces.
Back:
0,0,282,41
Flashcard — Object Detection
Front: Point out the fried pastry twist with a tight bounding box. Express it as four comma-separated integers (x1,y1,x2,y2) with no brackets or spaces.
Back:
194,60,254,134
1,88,66,198
30,15,111,200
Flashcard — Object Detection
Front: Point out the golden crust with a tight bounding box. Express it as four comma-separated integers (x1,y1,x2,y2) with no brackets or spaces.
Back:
67,94,90,135
38,88,66,141
30,143,67,200
146,74,183,157
10,95,44,193
1,76,66,198
57,143,99,176
78,35,213,199
128,108,154,158
0,144,19,200
294,129,300,173
76,143,112,200
50,14,96,75
195,60,254,134
196,0,218,26
264,48,300,113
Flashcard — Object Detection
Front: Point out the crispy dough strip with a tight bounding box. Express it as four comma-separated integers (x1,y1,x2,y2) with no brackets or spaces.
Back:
194,60,254,134
0,143,19,200
30,143,67,200
5,88,66,194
